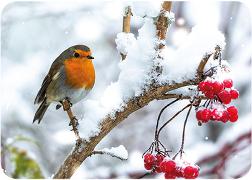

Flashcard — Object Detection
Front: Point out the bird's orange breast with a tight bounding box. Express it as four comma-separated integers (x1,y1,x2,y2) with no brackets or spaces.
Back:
64,58,95,89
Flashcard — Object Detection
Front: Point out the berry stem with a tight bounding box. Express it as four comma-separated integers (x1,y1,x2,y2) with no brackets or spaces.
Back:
173,102,193,159
142,142,155,157
179,103,193,158
157,104,191,139
154,98,181,141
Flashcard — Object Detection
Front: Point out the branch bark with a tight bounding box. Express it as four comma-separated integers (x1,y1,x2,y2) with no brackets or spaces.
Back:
61,99,80,140
156,1,172,49
121,6,132,60
122,6,132,33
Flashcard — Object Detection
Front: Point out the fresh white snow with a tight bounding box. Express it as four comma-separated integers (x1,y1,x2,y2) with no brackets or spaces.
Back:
78,6,227,141
101,145,128,160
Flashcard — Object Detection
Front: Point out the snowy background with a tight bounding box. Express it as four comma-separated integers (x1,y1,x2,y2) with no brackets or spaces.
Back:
1,1,251,179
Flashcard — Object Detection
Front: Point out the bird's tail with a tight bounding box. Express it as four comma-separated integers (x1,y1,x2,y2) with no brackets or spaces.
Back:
33,99,50,124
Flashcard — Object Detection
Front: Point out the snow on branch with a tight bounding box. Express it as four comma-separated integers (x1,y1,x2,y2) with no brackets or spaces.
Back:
53,2,226,178
91,145,128,161
120,6,133,60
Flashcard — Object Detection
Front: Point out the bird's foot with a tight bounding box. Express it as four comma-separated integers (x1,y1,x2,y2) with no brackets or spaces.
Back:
61,98,72,111
75,138,82,146
69,116,80,140
65,97,73,107
69,116,79,126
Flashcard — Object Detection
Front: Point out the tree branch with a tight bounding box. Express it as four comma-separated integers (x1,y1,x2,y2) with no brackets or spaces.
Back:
156,1,172,49
53,2,217,178
53,52,212,178
121,6,132,60
122,6,132,33
61,99,80,140
91,150,127,161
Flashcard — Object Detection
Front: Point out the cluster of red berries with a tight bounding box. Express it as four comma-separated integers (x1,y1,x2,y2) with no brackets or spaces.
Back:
197,78,239,123
144,153,199,179
198,78,239,103
196,105,238,123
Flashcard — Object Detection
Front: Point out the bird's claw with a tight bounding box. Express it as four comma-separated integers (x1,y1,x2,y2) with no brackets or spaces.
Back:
65,97,73,107
69,117,79,126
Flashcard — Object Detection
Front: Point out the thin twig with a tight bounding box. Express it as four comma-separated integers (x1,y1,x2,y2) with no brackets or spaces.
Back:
196,53,213,80
121,6,132,60
156,1,172,49
122,6,132,33
91,150,127,161
197,45,222,80
61,99,80,140
157,94,207,100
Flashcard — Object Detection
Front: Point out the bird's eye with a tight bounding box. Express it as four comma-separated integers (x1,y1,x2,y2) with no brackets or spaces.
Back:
73,52,80,58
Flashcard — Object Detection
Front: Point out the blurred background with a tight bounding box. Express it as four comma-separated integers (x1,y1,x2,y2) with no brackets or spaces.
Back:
1,1,251,179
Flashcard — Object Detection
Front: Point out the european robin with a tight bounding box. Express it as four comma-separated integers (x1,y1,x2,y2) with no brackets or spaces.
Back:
33,45,95,123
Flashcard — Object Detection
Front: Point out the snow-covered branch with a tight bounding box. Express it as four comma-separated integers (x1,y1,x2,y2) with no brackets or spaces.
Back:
53,2,226,178
91,145,128,161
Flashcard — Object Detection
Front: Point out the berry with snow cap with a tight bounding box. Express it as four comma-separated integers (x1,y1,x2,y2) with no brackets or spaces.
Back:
223,79,233,88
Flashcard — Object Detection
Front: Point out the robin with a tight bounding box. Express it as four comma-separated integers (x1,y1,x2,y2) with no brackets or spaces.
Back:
33,45,95,125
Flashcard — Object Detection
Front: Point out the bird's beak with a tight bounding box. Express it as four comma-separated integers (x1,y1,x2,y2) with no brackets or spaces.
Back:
87,55,94,59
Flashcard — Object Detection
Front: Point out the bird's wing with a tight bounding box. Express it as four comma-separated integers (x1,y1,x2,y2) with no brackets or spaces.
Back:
34,60,63,104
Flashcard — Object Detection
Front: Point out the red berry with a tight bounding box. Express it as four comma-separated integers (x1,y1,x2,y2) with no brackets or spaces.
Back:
227,106,238,122
204,91,215,99
183,166,199,179
144,163,153,170
227,106,238,116
144,153,155,164
201,109,211,122
204,81,214,92
160,160,176,173
154,154,165,173
164,172,176,179
230,89,239,99
218,90,232,104
229,114,238,122
211,109,222,120
223,79,233,88
198,81,206,92
220,111,229,123
196,110,202,121
212,81,224,94
155,154,165,165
